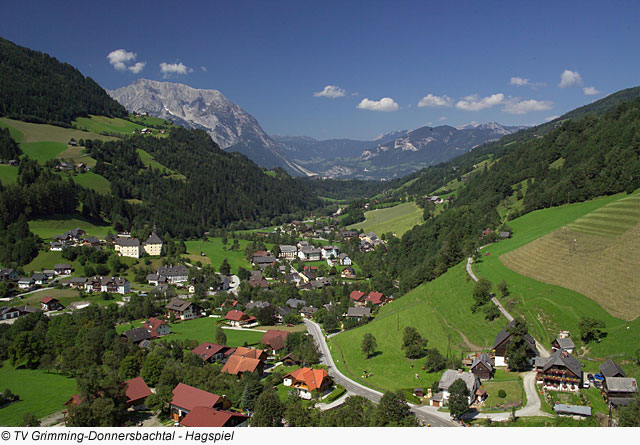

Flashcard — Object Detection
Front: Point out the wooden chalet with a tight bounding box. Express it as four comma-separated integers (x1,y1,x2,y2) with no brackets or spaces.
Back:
535,350,583,391
470,353,494,380
492,320,538,367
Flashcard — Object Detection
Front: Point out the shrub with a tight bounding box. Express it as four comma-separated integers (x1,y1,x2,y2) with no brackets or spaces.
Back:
498,389,507,398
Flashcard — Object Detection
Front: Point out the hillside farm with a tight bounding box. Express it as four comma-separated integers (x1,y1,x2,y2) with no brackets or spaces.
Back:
501,193,640,320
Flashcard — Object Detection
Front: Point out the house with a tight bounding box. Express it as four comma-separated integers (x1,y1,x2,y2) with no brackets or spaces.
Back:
552,337,576,354
115,237,142,259
603,376,638,408
300,306,317,319
365,292,386,306
179,407,249,427
260,330,289,352
431,370,481,407
66,277,87,290
142,231,163,256
142,317,170,337
0,307,21,320
84,276,103,293
146,274,167,286
49,241,66,251
275,306,291,323
310,278,332,289
279,245,297,259
54,263,73,275
346,307,370,320
225,310,257,327
166,298,199,320
252,255,277,269
349,290,366,306
283,367,332,400
249,276,269,289
246,301,270,311
191,343,230,363
170,383,227,422
338,253,352,266
535,349,583,391
470,353,494,380
221,353,265,376
157,265,189,284
232,346,268,361
341,266,356,279
298,246,322,261
124,377,152,409
40,296,63,311
499,231,512,239
599,359,626,378
0,268,19,282
321,245,340,260
492,320,538,366
286,298,306,309
221,299,239,309
100,276,130,294
32,273,48,285
121,327,152,345
17,277,34,290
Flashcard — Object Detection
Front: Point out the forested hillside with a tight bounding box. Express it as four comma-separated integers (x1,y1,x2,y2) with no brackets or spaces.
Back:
86,127,321,237
354,97,640,292
0,37,127,125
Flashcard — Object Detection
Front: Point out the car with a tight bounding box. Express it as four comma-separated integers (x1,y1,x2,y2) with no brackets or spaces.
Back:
587,373,595,382
594,380,602,389
583,380,590,389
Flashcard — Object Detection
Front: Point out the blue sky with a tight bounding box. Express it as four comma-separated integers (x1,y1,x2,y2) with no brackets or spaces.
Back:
2,0,639,139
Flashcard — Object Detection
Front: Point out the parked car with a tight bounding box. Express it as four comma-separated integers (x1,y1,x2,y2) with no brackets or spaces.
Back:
587,373,595,383
583,380,590,389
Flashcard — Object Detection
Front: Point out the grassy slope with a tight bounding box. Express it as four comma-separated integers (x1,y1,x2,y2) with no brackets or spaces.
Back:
56,145,97,167
329,262,504,393
0,117,115,143
473,193,640,359
501,193,640,320
347,201,423,237
28,216,114,239
69,171,112,194
19,141,67,163
0,361,77,426
0,165,18,185
72,115,146,135
116,317,264,347
185,238,255,274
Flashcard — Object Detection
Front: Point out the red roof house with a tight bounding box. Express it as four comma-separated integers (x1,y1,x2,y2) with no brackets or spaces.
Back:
365,292,386,306
40,296,62,311
180,407,249,427
283,367,332,399
349,290,366,304
142,317,170,337
224,310,256,327
170,383,226,422
260,330,289,352
221,355,264,377
124,376,152,407
191,342,230,363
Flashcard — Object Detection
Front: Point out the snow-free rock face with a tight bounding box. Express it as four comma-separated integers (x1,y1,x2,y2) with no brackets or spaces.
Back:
108,78,272,149
108,79,311,175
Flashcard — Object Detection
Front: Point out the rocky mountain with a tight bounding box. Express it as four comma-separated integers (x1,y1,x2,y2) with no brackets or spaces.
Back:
108,79,308,175
275,122,526,180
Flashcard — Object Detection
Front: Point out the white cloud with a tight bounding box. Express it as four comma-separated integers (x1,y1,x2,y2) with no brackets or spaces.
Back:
313,85,346,98
201,66,207,72
545,115,560,122
455,93,505,111
439,116,447,121
510,77,530,86
559,70,583,88
583,86,600,96
160,62,191,77
107,49,137,71
503,98,553,114
418,94,452,108
356,97,399,112
128,62,146,74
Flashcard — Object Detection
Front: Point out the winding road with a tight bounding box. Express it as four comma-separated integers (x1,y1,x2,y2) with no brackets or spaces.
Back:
304,319,458,427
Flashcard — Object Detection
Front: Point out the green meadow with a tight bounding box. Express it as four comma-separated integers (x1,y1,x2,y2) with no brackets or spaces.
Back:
329,262,505,393
28,216,114,239
20,141,68,163
185,237,275,274
473,192,640,359
70,171,112,194
0,165,19,185
347,201,423,237
0,361,77,426
73,115,146,136
0,117,115,143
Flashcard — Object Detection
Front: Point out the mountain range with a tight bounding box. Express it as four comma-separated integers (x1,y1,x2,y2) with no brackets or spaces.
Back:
109,79,526,180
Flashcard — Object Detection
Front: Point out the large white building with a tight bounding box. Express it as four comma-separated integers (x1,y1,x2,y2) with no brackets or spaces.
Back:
143,231,163,256
115,237,141,259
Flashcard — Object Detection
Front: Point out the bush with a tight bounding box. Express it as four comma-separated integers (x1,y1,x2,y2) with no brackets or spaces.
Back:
498,389,507,398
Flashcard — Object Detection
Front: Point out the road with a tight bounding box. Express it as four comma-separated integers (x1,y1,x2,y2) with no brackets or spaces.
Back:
466,256,549,357
303,319,457,427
